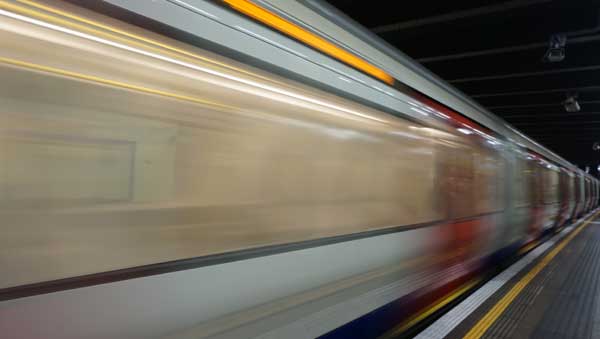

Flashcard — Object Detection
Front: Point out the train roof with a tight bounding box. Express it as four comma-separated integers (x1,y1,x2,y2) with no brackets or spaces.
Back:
99,0,593,178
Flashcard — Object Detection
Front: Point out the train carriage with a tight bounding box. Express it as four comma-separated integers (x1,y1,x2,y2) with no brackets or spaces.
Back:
0,1,597,338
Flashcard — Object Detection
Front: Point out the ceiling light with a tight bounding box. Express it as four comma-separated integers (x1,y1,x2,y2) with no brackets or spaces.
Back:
564,95,580,112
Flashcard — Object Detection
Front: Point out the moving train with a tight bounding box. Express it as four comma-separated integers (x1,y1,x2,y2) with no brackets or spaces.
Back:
0,0,597,338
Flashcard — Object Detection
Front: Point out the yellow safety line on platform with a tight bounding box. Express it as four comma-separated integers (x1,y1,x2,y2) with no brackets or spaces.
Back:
379,278,480,339
517,239,539,255
463,210,600,339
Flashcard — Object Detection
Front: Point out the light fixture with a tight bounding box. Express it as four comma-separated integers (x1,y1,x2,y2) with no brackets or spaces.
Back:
564,94,580,112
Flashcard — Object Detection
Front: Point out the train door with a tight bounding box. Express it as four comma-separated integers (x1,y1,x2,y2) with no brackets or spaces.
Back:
511,153,534,245
527,158,544,240
593,179,598,209
592,180,595,209
594,180,600,208
540,164,560,232
434,140,506,266
557,169,570,227
592,180,598,208
591,180,596,210
585,178,591,212
572,173,579,219
435,143,478,264
566,171,577,221
576,173,585,217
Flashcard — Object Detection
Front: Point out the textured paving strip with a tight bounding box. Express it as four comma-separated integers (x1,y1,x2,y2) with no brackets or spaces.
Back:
415,211,597,339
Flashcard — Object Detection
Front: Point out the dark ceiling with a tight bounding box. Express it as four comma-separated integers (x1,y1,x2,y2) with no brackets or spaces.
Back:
326,0,600,173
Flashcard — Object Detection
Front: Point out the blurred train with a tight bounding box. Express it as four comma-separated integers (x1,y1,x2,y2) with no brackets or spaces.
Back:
0,0,598,338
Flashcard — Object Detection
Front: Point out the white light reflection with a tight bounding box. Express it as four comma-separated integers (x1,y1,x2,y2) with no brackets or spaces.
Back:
389,130,426,140
457,128,473,135
409,147,434,155
0,9,387,124
275,114,378,142
372,86,397,98
410,107,429,116
170,0,220,20
408,126,454,138
235,25,308,58
471,128,486,136
435,112,450,119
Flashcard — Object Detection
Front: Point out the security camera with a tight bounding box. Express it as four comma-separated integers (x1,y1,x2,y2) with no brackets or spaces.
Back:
545,48,565,62
544,34,566,62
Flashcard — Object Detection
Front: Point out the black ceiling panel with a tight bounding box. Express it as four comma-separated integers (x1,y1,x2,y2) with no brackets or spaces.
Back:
427,41,600,81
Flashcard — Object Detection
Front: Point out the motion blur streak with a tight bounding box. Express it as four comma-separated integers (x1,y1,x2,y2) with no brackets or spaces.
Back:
0,0,435,289
0,1,597,338
0,55,235,110
15,0,284,84
0,1,388,124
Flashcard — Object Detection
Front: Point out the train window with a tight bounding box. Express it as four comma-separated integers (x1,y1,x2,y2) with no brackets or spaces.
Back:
434,143,505,220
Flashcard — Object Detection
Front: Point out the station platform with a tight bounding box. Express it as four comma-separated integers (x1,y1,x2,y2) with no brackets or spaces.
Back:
415,210,600,339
